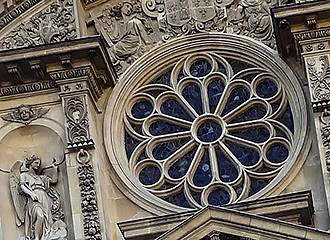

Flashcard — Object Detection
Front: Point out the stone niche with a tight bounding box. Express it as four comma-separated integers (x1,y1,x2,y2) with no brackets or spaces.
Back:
0,125,67,239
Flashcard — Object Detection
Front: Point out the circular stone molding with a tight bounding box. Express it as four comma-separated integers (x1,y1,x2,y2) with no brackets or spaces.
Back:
104,33,308,214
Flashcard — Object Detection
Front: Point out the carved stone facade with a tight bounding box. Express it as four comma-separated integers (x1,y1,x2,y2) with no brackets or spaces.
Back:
94,0,276,73
1,0,330,240
0,0,77,50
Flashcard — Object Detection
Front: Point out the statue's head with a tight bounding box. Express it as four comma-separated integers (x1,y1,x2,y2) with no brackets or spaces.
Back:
18,105,33,121
121,2,133,16
25,154,41,170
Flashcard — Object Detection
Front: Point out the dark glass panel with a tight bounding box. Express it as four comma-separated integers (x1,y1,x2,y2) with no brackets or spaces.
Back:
190,59,212,77
158,181,176,190
266,142,289,163
177,69,185,82
197,120,222,142
275,126,289,140
222,86,250,116
160,98,193,121
149,120,188,136
163,190,191,208
249,177,272,196
151,70,171,86
215,147,238,182
277,104,294,133
139,165,161,185
131,99,153,119
207,79,225,113
182,83,203,115
191,190,202,205
152,137,190,160
193,150,212,187
125,131,142,161
230,126,270,143
168,148,197,179
207,188,230,206
226,58,254,74
256,79,278,98
229,103,267,123
225,140,259,166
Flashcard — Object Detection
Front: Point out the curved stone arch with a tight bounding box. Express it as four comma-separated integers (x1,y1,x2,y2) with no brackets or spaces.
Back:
104,33,310,215
0,117,66,143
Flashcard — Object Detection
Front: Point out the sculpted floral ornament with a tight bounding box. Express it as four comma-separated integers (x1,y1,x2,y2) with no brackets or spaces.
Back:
9,155,67,240
0,0,76,50
1,104,49,125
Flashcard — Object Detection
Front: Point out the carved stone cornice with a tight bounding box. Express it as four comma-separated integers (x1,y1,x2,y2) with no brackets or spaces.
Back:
0,36,116,99
49,66,104,102
0,0,43,31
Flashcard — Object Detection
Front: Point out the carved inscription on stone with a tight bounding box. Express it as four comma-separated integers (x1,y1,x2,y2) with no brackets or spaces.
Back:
77,149,102,240
1,104,49,125
0,0,77,50
95,0,276,74
9,155,67,240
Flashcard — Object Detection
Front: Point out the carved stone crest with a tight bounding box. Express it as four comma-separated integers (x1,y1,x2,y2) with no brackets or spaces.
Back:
1,104,49,125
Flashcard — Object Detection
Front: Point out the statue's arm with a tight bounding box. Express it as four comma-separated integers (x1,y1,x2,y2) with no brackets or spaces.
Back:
20,181,38,201
49,163,59,185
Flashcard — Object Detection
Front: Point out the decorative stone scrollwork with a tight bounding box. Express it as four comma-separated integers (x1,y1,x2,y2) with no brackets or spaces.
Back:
0,0,77,50
320,111,330,175
64,96,94,150
206,231,252,240
306,55,330,110
96,0,276,74
77,149,102,240
1,104,49,125
9,154,67,240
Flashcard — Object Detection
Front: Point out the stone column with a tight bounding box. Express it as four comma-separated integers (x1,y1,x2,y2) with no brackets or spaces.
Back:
49,65,106,240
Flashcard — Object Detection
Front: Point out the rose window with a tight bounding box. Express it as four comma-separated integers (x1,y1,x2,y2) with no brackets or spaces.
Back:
123,53,295,209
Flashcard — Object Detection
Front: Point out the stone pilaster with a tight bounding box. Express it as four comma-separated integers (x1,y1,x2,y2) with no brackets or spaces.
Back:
49,64,110,240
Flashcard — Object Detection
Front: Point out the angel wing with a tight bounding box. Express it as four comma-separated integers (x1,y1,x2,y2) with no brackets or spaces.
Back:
9,161,27,227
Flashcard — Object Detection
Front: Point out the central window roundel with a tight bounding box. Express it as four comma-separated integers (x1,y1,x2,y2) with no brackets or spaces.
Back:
124,53,293,208
104,34,307,213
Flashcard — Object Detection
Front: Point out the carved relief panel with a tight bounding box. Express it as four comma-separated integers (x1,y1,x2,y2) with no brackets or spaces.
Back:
92,0,276,74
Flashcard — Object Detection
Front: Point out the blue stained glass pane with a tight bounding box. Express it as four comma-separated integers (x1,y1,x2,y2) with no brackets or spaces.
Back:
222,87,250,116
215,147,238,182
197,120,222,142
132,99,153,119
229,104,267,124
271,99,281,113
275,126,288,140
234,181,244,197
177,70,185,82
125,131,142,161
169,148,197,179
137,151,147,163
139,165,161,185
131,122,143,135
152,137,190,160
230,127,270,143
207,188,230,206
160,99,193,121
225,140,259,166
256,79,278,98
249,177,271,196
190,59,212,77
226,58,254,74
151,70,171,86
278,104,294,133
163,191,191,208
149,120,188,136
182,83,203,115
208,79,225,113
193,150,212,187
266,143,289,163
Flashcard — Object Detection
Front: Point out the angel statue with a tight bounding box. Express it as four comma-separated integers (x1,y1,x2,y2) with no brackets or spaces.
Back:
9,154,67,240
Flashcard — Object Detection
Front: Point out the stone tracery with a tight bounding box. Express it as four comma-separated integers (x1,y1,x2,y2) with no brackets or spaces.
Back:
124,52,294,208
